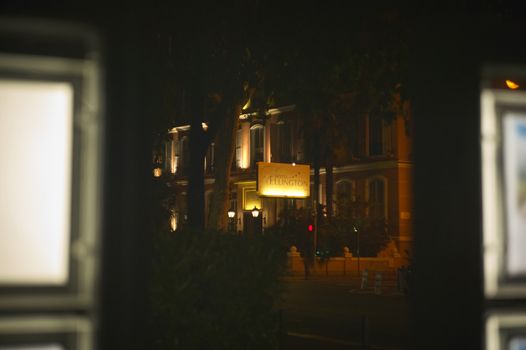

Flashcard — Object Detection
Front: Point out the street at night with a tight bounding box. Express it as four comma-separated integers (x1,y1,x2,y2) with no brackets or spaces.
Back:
280,275,409,349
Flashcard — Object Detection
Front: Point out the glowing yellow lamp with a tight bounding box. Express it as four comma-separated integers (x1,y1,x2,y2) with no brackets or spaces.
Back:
506,80,520,90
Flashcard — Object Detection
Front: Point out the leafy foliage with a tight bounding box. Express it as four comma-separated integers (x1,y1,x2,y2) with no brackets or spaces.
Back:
150,229,286,349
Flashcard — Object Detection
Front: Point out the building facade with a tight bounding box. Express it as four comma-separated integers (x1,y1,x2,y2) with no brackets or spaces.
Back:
157,104,413,255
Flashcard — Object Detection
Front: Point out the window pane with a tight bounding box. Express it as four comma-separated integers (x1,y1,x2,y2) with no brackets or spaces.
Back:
369,117,383,156
251,126,264,167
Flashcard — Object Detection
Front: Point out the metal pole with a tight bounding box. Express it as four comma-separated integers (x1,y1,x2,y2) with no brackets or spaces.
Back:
356,226,360,275
357,230,360,274
314,203,318,259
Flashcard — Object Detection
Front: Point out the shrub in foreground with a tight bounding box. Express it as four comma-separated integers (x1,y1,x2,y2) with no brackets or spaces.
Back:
150,229,286,349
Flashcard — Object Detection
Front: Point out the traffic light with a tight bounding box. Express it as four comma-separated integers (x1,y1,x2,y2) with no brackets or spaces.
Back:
308,224,313,232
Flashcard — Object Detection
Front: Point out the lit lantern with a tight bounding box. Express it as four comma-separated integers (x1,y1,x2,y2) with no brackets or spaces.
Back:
153,167,162,177
251,206,260,218
227,209,236,219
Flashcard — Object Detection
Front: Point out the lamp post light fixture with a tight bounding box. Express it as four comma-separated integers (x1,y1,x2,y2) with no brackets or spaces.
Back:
153,167,162,178
227,208,236,233
250,206,265,235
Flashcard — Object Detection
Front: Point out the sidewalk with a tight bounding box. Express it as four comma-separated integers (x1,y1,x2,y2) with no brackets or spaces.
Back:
281,273,406,297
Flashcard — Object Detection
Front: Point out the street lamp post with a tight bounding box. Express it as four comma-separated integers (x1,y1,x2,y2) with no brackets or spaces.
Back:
314,204,318,259
354,225,360,274
227,208,236,233
251,206,264,234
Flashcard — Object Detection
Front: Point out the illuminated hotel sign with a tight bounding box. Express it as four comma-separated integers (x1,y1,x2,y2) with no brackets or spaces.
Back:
257,162,310,198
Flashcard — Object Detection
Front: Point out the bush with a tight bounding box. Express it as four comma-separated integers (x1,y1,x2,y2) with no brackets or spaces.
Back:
150,229,286,349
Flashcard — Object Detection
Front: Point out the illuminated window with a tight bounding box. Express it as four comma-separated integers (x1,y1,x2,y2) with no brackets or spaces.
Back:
243,187,261,211
368,178,387,219
250,124,264,168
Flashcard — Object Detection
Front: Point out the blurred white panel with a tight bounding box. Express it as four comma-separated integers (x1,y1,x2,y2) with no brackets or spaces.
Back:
0,80,73,285
481,86,526,298
0,345,64,350
503,113,526,276
486,313,526,350
0,315,92,349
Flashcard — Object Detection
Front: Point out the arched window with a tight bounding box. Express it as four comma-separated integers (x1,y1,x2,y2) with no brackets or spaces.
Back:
367,178,387,219
250,124,264,168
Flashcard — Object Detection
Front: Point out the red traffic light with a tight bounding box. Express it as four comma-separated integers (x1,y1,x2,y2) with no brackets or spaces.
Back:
308,224,313,232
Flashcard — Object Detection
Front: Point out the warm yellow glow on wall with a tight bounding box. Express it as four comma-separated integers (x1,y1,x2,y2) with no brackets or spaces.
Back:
239,123,250,169
257,162,310,198
243,187,261,210
153,167,162,177
171,155,177,174
506,80,520,90
242,98,251,110
170,213,177,231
